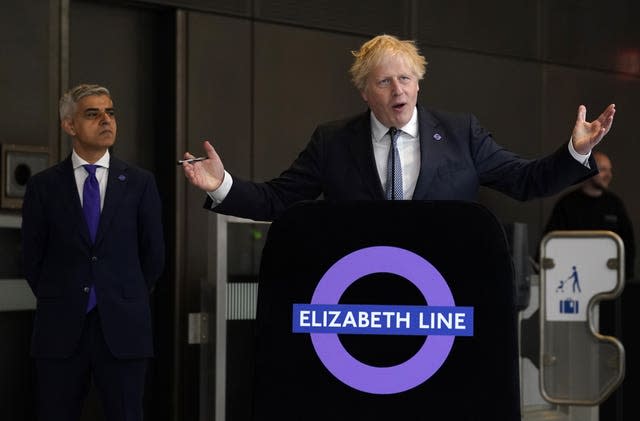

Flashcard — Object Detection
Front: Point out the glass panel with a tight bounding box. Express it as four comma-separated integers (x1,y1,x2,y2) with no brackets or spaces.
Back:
540,232,625,405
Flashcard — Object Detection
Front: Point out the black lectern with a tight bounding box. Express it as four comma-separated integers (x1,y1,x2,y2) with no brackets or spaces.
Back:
251,201,520,420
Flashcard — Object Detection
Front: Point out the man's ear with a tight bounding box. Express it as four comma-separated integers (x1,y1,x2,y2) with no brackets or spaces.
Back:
360,89,368,103
61,118,76,137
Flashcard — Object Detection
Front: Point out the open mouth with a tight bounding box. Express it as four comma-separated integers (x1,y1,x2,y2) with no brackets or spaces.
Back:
392,103,406,111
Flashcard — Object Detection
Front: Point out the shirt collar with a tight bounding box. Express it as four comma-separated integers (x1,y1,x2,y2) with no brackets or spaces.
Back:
370,107,419,143
72,149,110,170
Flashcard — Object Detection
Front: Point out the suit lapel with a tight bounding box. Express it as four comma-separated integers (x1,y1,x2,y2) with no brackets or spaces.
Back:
346,111,386,199
94,157,128,247
412,106,444,200
57,157,93,245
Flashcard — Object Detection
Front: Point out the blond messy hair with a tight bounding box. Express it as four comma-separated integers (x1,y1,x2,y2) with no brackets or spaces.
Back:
349,34,427,92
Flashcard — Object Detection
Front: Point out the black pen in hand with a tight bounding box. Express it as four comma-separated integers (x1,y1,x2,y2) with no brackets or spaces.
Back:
177,156,209,165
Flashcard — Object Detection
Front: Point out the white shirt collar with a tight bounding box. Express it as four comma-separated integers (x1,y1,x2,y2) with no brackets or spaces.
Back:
370,107,419,143
72,149,110,169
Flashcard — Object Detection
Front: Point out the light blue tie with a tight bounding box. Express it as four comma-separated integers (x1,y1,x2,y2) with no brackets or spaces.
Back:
83,164,100,312
385,127,403,200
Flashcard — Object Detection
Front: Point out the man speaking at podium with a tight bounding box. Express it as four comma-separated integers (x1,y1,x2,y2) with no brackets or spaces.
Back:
182,34,615,220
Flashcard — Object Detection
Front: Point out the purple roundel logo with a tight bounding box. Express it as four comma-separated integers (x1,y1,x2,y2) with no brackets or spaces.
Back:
309,246,456,394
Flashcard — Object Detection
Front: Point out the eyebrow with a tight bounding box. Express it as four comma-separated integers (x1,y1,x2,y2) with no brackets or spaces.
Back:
83,107,115,113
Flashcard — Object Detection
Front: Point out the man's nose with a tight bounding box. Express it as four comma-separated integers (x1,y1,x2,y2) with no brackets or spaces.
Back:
390,78,404,95
100,112,113,123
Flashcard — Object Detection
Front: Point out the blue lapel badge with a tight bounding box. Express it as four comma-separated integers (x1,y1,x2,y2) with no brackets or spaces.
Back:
118,174,126,181
433,133,442,141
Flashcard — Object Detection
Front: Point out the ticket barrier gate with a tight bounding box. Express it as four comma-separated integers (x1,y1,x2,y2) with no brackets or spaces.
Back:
536,230,625,420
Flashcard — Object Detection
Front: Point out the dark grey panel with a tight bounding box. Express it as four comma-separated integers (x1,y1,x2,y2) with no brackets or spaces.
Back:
185,17,253,421
69,1,173,173
185,12,252,285
419,45,545,250
0,0,52,146
137,0,251,16
420,46,544,157
542,0,640,75
0,6,55,416
187,13,252,180
255,0,409,36
417,0,540,59
253,23,367,180
541,66,640,277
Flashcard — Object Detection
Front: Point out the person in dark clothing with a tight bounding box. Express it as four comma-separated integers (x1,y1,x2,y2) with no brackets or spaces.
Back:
544,151,635,278
22,83,165,421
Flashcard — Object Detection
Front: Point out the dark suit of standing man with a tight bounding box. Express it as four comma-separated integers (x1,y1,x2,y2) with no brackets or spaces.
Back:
181,34,615,222
21,84,165,421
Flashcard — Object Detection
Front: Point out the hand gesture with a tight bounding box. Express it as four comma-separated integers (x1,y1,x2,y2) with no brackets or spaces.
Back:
182,140,225,192
571,104,616,155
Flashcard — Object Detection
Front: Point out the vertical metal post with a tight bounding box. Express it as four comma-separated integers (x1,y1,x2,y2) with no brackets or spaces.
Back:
214,215,228,421
174,9,187,421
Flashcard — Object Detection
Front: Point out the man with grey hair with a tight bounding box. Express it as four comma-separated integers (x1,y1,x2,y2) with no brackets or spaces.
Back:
58,84,111,121
21,83,165,421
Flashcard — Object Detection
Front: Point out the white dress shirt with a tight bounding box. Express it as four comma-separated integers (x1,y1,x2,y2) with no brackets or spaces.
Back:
370,108,420,199
72,149,110,210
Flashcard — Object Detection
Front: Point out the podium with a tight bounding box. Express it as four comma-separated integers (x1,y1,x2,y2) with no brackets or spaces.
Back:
251,201,521,420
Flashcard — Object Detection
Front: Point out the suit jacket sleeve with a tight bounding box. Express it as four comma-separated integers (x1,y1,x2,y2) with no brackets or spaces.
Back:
22,176,46,294
467,113,597,201
138,172,165,290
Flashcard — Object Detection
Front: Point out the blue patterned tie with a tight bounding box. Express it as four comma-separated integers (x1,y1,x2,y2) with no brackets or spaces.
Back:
385,127,403,200
83,164,100,312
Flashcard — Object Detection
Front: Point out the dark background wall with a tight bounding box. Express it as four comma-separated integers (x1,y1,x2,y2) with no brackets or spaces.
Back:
1,0,639,420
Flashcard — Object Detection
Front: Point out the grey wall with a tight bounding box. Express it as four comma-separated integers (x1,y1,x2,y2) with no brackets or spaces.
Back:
178,0,640,271
3,0,638,275
0,1,57,419
0,0,58,156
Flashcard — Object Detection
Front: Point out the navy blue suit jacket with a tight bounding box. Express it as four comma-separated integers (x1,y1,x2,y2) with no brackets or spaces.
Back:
210,105,596,221
22,155,165,358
